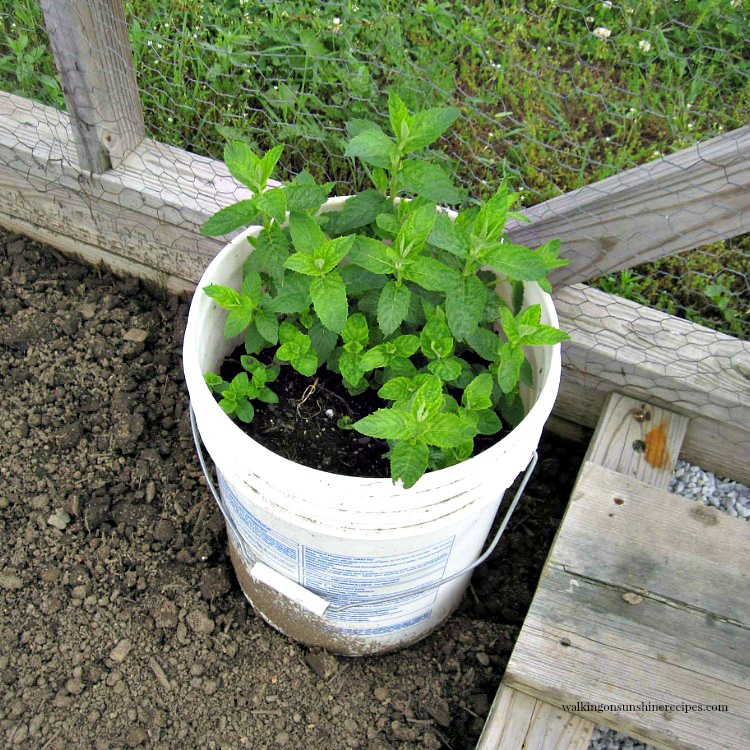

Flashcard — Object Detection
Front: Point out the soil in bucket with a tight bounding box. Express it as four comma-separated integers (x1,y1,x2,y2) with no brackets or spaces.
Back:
219,343,512,478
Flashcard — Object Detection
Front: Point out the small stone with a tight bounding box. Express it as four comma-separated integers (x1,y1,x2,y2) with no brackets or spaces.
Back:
274,731,290,746
622,592,643,605
80,303,96,320
304,649,338,680
145,481,156,503
47,508,71,530
202,679,218,695
123,327,149,343
153,518,175,543
186,609,215,636
423,697,451,727
126,725,148,748
475,651,490,667
0,572,23,590
65,677,85,695
150,598,178,629
200,567,231,600
109,638,133,663
11,724,28,745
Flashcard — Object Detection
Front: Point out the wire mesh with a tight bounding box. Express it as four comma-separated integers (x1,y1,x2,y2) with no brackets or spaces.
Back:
0,0,748,341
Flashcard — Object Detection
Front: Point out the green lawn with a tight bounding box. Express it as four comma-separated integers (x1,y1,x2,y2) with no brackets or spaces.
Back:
1,0,748,336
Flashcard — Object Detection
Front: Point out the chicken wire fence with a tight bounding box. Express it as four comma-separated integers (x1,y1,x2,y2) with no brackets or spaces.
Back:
0,0,748,340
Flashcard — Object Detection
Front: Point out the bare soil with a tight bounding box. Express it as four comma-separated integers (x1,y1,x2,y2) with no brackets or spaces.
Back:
0,228,587,750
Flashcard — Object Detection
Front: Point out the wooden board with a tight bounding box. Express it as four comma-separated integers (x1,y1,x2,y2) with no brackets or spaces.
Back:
476,685,594,750
555,284,750,485
507,126,750,286
40,0,145,171
582,394,688,489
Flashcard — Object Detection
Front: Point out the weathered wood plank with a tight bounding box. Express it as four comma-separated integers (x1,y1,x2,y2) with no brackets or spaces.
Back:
39,0,145,171
476,685,594,750
508,126,750,285
504,566,750,750
562,462,750,625
555,283,750,484
583,394,688,489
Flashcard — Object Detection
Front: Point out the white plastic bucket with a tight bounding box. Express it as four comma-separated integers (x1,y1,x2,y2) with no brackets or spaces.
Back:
183,202,561,656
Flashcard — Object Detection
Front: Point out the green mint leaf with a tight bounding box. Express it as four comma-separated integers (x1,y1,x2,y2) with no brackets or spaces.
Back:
245,322,265,354
427,357,463,382
360,346,389,372
428,212,471,258
346,118,381,138
218,398,236,417
480,243,548,281
473,181,511,240
344,128,397,169
286,177,334,212
341,265,386,295
204,372,225,391
308,319,339,364
253,187,287,225
293,351,318,377
245,224,290,285
475,409,502,435
234,398,255,424
325,190,389,235
500,306,520,345
284,252,320,276
445,275,485,341
420,309,454,359
518,304,542,328
240,354,260,373
278,321,310,350
520,357,534,387
241,271,262,303
384,356,418,380
378,376,415,401
254,310,279,344
536,238,570,271
342,313,369,349
314,235,356,274
496,343,524,393
399,160,465,204
401,106,460,153
200,200,257,237
411,375,444,423
462,372,494,410
224,141,262,192
402,257,460,292
393,334,420,358
423,413,477,448
289,211,327,254
224,297,255,338
396,201,437,257
511,279,525,315
204,284,241,310
260,144,284,186
353,408,415,440
375,212,399,237
377,281,411,336
338,350,364,387
466,327,499,361
388,90,411,147
348,236,394,275
499,392,525,428
310,272,349,333
390,441,429,489
519,325,570,346
267,272,311,314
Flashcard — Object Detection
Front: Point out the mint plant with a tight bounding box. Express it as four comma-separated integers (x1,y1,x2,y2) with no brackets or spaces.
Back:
201,93,569,488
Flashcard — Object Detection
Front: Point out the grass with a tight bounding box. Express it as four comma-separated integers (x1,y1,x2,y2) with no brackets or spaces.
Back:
0,0,748,336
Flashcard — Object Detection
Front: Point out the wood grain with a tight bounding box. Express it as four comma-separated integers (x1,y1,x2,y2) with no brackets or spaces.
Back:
476,685,594,750
507,126,750,285
39,0,145,171
583,394,688,489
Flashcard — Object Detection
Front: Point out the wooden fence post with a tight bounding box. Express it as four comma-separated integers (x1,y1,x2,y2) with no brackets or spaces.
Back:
39,0,145,172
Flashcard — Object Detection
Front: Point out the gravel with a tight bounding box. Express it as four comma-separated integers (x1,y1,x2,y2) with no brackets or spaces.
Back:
590,460,749,750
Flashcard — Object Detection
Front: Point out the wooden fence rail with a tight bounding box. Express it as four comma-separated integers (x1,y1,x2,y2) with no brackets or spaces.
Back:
0,0,748,485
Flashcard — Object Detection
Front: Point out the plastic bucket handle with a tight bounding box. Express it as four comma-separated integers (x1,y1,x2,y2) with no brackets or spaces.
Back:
190,404,537,616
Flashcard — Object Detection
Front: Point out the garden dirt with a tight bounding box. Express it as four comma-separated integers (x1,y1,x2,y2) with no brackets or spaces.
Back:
0,229,587,750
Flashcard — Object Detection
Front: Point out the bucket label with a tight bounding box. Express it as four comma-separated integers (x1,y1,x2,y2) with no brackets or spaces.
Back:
218,473,300,579
217,473,456,636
